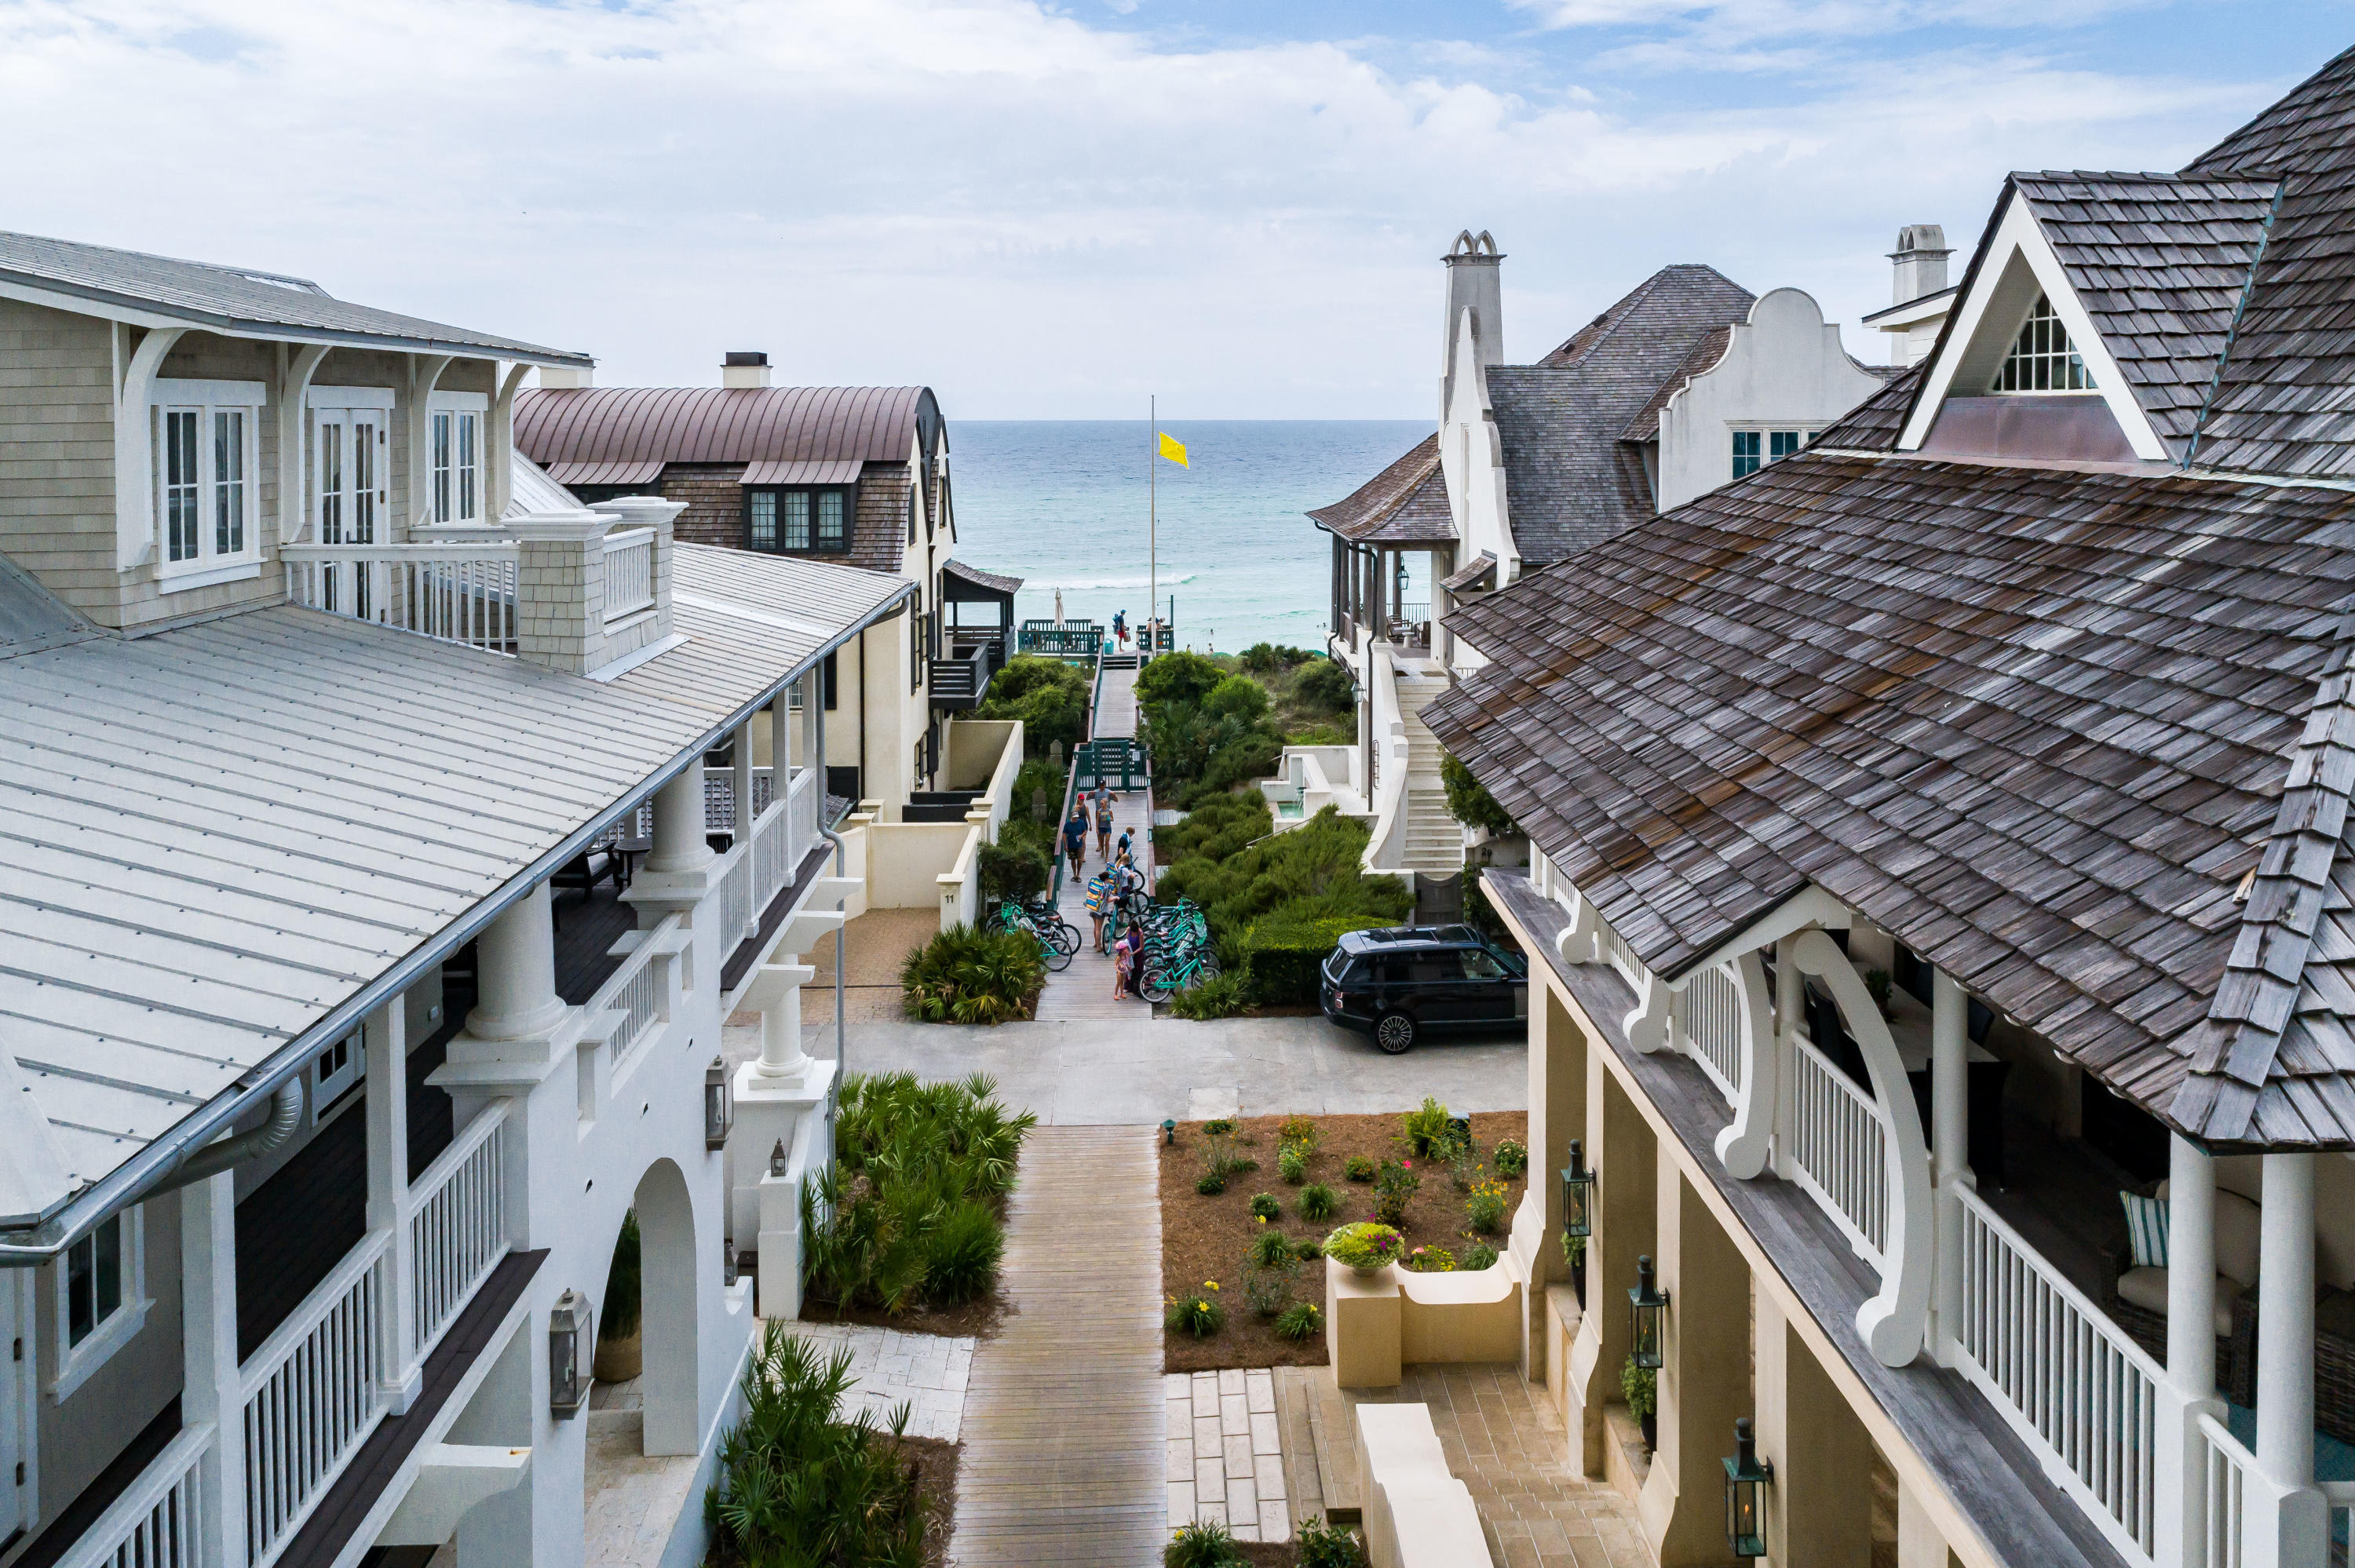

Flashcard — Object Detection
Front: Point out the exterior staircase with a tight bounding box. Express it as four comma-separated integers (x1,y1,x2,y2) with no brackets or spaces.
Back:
1394,673,1463,877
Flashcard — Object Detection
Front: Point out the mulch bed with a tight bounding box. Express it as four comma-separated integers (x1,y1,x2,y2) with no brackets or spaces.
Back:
900,1434,959,1568
798,1291,1011,1340
1159,1110,1531,1373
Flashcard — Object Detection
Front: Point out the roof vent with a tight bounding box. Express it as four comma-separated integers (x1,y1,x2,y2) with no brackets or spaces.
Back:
723,351,772,389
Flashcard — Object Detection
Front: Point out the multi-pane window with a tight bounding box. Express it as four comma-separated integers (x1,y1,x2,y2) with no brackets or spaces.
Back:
1731,430,1809,480
152,381,261,582
66,1216,124,1348
1991,293,2095,392
313,1028,363,1114
429,400,485,524
53,1203,145,1398
744,487,854,553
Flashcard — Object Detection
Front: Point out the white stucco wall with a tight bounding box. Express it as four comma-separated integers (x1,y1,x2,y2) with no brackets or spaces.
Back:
1656,288,1885,516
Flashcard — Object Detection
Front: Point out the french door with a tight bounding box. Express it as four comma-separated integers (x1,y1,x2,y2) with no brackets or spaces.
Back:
313,407,387,616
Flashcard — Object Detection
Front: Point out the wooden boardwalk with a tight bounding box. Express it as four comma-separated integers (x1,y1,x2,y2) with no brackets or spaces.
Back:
1095,659,1139,739
1034,784,1156,1023
951,1125,1167,1565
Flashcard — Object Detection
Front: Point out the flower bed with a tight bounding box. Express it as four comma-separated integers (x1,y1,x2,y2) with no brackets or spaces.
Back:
1157,1108,1530,1373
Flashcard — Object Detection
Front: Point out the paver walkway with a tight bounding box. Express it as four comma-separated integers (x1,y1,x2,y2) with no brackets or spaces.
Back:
951,1124,1166,1565
786,1321,975,1440
1166,1369,1291,1541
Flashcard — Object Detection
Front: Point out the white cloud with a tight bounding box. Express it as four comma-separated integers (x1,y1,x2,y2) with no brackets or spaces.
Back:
0,0,2287,415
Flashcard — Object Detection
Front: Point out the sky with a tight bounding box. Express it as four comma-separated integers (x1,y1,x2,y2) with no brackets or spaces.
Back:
0,0,2342,418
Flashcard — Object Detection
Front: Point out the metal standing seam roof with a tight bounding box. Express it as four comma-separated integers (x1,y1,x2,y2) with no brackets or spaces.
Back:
1428,447,2355,1150
0,542,910,1232
513,386,933,470
0,230,590,366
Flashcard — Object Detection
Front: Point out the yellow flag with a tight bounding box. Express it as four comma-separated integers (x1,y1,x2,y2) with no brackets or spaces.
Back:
1158,431,1188,468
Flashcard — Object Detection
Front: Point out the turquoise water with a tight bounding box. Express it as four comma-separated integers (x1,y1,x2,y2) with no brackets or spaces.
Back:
948,420,1431,654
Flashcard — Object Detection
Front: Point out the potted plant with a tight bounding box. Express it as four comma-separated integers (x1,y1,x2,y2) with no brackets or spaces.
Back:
1562,1230,1586,1302
1322,1222,1404,1278
1622,1355,1657,1453
594,1211,642,1384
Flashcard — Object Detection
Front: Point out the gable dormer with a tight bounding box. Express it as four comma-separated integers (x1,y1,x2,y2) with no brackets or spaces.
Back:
1897,173,2277,467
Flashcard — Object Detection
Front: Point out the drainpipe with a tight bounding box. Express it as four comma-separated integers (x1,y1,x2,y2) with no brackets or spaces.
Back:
152,1077,307,1194
815,675,848,1114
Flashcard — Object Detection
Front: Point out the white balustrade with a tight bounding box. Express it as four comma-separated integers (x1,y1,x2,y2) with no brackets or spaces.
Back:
54,1421,214,1568
283,543,518,655
241,1231,392,1568
2320,1479,2355,1568
1679,962,1743,1103
705,768,780,833
2198,1414,2255,1568
1953,1185,2160,1565
1788,1029,1890,1266
717,841,754,951
752,798,790,918
787,765,819,870
602,527,654,622
588,915,681,1074
407,1102,510,1361
1598,916,1645,993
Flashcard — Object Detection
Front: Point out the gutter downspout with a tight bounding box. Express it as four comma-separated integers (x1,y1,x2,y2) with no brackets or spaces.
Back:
152,1078,306,1195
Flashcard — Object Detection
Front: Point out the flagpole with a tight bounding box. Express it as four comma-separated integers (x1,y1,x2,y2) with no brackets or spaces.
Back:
1148,395,1157,653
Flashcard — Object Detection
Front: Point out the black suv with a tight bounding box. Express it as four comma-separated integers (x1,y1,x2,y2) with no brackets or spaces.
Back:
1320,925,1528,1053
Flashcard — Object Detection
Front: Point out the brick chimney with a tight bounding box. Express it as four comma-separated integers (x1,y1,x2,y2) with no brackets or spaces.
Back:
1890,224,1952,307
511,496,683,676
722,351,772,389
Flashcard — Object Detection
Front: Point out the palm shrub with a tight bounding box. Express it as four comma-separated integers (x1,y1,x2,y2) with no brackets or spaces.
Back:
900,923,1046,1024
1168,969,1251,1020
1401,1096,1451,1155
801,1073,1035,1315
706,1323,929,1567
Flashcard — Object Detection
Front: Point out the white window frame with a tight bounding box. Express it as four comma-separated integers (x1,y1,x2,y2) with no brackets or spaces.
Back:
312,1026,364,1121
1729,425,1818,480
150,380,263,593
50,1206,148,1402
428,392,490,527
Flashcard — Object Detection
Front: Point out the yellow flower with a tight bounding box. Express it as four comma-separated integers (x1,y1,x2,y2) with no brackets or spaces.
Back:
1256,1215,1267,1224
1206,1281,1220,1290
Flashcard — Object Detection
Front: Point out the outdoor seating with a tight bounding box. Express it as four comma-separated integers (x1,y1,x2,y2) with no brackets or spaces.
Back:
2101,1179,2260,1405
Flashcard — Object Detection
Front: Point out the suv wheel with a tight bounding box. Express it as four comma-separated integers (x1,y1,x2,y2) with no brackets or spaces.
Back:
1375,1010,1417,1055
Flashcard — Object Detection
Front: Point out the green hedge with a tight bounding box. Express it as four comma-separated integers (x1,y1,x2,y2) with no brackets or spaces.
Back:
1239,915,1389,1005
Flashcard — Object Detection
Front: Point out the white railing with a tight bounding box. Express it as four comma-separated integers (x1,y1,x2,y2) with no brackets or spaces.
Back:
788,764,820,866
1679,962,1743,1103
750,798,791,924
55,1421,214,1568
1788,1030,1889,1266
586,914,681,1074
717,838,754,950
1954,1185,2160,1565
705,768,780,833
241,1231,391,1568
408,1102,510,1361
1597,914,1646,993
283,543,518,655
2321,1479,2355,1568
602,527,654,622
2198,1414,2254,1568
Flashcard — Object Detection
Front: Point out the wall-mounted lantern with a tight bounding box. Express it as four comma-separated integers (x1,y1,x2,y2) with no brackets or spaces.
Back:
769,1138,788,1178
1628,1254,1668,1370
549,1289,593,1418
1559,1140,1594,1241
705,1056,732,1151
1724,1416,1772,1559
723,1240,739,1289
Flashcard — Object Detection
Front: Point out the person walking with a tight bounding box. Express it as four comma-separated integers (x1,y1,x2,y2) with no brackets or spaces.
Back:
1084,864,1116,953
1062,805,1089,880
1093,784,1115,859
1112,920,1145,1001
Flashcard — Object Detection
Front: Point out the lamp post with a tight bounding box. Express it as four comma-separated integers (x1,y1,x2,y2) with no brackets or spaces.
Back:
1628,1254,1668,1370
1724,1416,1772,1559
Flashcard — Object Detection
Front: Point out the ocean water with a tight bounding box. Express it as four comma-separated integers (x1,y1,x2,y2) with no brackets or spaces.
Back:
948,420,1433,655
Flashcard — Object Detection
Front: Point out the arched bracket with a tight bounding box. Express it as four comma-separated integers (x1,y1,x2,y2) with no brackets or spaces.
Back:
114,326,188,569
1623,970,1671,1055
1555,883,1601,967
276,344,330,546
1790,928,1932,1367
1711,951,1776,1180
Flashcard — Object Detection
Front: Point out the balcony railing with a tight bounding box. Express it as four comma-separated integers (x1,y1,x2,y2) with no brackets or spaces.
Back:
1678,963,1743,1102
586,913,685,1078
2198,1413,2251,1568
283,543,519,655
54,1421,214,1568
1955,1183,2159,1566
1789,1028,1890,1267
602,528,654,623
408,1102,510,1362
242,1230,392,1568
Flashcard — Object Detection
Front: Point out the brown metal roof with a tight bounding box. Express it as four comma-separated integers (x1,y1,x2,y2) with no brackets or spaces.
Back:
542,459,663,488
514,385,934,470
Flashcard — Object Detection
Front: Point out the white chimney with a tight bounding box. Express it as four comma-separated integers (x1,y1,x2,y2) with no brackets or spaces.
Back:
1440,229,1504,418
538,364,593,390
722,351,772,389
1890,224,1952,307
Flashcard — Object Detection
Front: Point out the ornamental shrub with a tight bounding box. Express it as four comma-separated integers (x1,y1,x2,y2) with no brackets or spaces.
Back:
1248,1229,1294,1267
1242,1256,1297,1318
1322,1223,1403,1271
1249,1192,1280,1222
1293,1238,1324,1263
975,655,1092,758
1292,657,1356,714
1466,1178,1509,1235
1343,1155,1376,1183
1441,750,1518,837
1278,1146,1308,1185
1300,1183,1338,1223
1196,1170,1228,1196
1169,969,1252,1019
1403,1245,1456,1274
1622,1357,1657,1420
1400,1096,1451,1156
977,839,1051,905
1165,1517,1246,1568
1372,1161,1420,1227
1492,1138,1529,1179
900,923,1046,1024
1278,1115,1320,1151
1462,1242,1500,1271
1167,1292,1225,1340
1294,1512,1367,1568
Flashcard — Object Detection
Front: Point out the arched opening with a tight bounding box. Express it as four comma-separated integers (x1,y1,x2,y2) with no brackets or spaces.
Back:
630,1158,702,1456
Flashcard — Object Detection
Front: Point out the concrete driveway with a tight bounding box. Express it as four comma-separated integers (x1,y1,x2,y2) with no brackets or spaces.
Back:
756,1012,1528,1125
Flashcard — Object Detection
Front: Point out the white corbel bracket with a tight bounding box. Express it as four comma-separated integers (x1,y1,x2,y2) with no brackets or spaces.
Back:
376,1443,531,1545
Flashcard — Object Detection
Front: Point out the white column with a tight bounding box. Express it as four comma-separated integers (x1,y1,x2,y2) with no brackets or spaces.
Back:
1929,969,1967,1369
364,999,420,1411
2257,1152,2316,1486
181,1171,246,1568
1769,936,1801,1183
732,719,754,844
644,764,712,875
2157,1134,2224,1568
772,696,796,865
466,884,565,1041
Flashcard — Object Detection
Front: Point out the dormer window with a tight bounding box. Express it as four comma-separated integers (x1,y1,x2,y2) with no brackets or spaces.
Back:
1991,294,2094,392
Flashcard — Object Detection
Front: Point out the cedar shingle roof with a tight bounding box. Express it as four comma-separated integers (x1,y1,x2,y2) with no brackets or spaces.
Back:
1815,364,1924,451
1305,434,1455,545
1428,449,2355,1149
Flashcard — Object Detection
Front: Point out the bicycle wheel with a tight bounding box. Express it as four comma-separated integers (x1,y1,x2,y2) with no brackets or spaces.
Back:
1139,963,1174,1004
1041,938,1072,973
